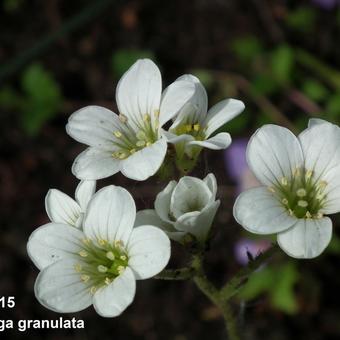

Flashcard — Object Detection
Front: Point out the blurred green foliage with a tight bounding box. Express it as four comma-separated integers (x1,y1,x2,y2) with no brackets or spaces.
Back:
3,0,23,12
285,6,317,32
239,262,299,314
111,49,155,78
0,63,62,136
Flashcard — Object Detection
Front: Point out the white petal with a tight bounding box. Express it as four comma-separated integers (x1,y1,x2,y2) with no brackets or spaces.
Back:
162,130,195,144
159,79,195,127
170,177,212,220
233,186,297,234
155,180,177,224
72,147,120,180
93,267,136,317
204,99,245,137
171,74,208,127
299,121,340,185
83,186,135,245
134,210,185,242
175,200,220,241
203,173,217,198
277,217,332,259
308,118,328,128
45,189,81,226
116,59,161,129
35,259,92,313
120,138,167,181
188,132,231,150
127,225,171,279
66,106,120,150
75,180,96,211
247,125,304,186
27,223,84,270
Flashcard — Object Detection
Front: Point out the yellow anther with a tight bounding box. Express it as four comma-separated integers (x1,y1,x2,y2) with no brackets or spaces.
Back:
106,251,115,261
296,188,307,197
74,264,82,273
97,265,108,273
305,170,313,180
82,238,91,245
154,109,160,118
298,200,308,208
115,240,124,247
185,124,192,132
114,131,122,138
282,198,288,205
136,130,146,140
130,148,136,154
281,177,288,186
98,239,107,246
120,255,127,261
117,266,125,275
146,141,152,147
267,186,276,193
104,277,112,285
305,211,312,219
118,152,127,159
193,124,200,131
136,140,146,147
81,274,90,282
288,209,294,216
143,114,150,122
316,193,325,201
315,212,323,219
293,168,301,177
119,114,127,123
90,286,97,294
318,180,328,190
79,250,88,257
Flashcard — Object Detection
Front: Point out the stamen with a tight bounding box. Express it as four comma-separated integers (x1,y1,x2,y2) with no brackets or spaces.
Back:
114,131,122,138
79,250,88,257
268,186,276,193
154,110,160,117
119,114,128,123
281,177,288,186
193,124,200,131
82,238,91,245
97,265,108,273
106,251,115,261
143,114,150,122
305,211,312,219
298,200,308,207
81,274,90,282
296,188,307,197
293,168,301,177
288,209,294,216
120,255,127,261
282,198,288,205
97,239,107,246
136,140,146,147
305,170,313,180
315,212,323,219
74,264,82,273
90,286,97,294
185,124,192,132
117,266,125,275
104,277,112,285
130,148,136,154
146,141,152,147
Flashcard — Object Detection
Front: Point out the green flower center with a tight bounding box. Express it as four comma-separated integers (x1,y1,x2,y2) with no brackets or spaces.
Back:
270,168,327,219
111,112,159,160
173,123,205,141
75,238,129,294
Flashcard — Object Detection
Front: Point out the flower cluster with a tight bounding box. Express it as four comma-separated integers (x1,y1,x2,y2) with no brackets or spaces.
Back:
28,58,244,317
28,58,340,322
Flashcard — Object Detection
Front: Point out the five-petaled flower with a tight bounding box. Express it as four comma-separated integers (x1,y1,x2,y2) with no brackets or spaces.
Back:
234,119,340,259
27,185,171,317
66,59,195,181
163,75,245,160
135,174,220,243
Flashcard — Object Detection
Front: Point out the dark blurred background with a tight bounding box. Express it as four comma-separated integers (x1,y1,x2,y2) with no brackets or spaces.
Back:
1,0,340,339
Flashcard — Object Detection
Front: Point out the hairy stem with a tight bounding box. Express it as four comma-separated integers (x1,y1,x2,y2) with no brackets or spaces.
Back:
154,267,196,280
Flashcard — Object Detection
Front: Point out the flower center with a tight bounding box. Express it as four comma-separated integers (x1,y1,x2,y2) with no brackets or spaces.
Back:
75,238,129,294
112,112,160,160
269,168,327,219
173,123,206,141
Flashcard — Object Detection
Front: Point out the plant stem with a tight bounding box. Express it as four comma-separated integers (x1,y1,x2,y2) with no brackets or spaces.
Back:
154,267,196,280
192,253,241,340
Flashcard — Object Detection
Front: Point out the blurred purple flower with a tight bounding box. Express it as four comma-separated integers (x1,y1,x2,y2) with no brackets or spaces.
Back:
234,238,271,266
224,138,260,194
311,0,340,10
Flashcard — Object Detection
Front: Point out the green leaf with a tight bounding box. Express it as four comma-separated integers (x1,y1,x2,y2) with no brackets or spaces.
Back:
111,49,155,78
270,45,295,86
231,36,264,63
302,79,329,102
20,63,62,136
286,7,317,32
251,74,279,96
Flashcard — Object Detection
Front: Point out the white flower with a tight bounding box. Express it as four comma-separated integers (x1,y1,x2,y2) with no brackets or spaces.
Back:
27,185,171,317
233,120,340,259
66,59,195,181
163,75,245,158
45,180,96,228
135,174,220,242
